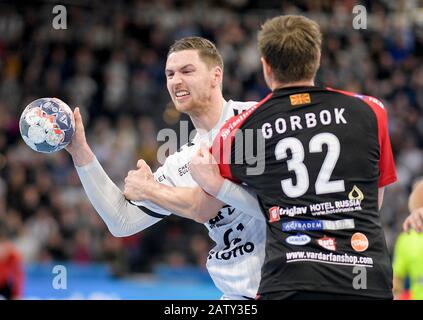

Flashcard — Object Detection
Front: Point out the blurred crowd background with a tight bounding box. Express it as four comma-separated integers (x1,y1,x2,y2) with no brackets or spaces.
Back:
0,0,422,286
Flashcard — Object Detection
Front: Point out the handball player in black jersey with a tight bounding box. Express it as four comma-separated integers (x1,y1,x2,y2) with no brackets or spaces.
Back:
190,15,397,300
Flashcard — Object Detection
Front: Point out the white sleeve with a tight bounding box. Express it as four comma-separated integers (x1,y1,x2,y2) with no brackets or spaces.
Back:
216,179,265,221
75,157,169,237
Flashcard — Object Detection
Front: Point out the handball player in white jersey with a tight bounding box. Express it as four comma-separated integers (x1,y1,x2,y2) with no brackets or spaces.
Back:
66,37,266,300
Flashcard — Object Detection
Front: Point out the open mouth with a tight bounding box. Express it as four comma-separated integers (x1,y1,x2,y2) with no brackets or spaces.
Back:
175,90,190,99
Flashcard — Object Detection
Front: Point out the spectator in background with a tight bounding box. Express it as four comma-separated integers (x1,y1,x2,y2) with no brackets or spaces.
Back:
0,219,24,299
191,14,397,300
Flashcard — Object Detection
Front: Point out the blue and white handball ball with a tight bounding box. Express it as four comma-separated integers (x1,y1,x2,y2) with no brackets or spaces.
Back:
19,98,75,153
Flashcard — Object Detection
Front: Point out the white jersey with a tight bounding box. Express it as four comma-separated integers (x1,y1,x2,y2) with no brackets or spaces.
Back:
135,100,266,299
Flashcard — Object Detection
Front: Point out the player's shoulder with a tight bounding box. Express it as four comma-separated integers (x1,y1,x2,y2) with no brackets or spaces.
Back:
326,87,386,111
226,100,257,116
163,140,197,167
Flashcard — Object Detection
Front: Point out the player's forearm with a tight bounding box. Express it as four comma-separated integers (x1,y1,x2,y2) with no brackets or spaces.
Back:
216,179,264,220
145,183,194,216
75,157,161,236
70,143,95,167
409,179,423,211
145,184,223,223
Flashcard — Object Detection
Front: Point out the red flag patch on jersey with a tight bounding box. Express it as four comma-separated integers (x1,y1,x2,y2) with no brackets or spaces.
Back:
289,93,311,106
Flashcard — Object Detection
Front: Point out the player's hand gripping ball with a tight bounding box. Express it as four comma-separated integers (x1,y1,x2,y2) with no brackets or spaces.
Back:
19,98,75,153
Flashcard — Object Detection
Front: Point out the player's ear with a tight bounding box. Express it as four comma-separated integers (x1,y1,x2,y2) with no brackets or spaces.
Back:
211,66,223,88
261,57,273,88
261,57,272,78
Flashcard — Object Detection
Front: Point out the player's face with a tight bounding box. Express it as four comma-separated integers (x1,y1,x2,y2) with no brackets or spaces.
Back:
165,50,216,113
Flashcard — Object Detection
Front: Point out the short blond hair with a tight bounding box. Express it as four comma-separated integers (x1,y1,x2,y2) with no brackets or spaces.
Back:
168,36,224,71
258,15,322,83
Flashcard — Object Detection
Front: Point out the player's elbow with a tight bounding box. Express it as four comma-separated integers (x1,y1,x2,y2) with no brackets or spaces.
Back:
193,213,211,224
108,228,128,238
191,206,214,224
187,188,218,223
107,226,134,238
180,201,209,223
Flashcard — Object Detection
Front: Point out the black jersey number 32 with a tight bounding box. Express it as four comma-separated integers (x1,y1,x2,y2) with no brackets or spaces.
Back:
275,132,345,198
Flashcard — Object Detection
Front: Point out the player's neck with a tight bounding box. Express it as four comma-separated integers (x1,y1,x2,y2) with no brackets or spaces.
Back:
272,79,315,91
189,96,225,132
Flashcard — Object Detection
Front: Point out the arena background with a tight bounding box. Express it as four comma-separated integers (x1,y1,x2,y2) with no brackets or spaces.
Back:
0,0,422,299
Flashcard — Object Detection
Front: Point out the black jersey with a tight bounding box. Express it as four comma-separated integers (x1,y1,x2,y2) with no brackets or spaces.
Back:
212,86,397,299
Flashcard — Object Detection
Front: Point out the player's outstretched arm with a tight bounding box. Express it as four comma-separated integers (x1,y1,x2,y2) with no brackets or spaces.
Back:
123,160,225,223
67,107,165,237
